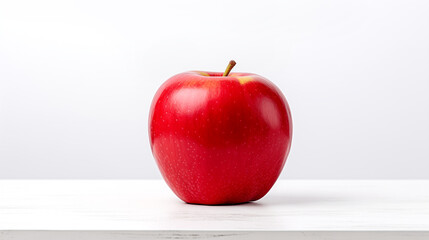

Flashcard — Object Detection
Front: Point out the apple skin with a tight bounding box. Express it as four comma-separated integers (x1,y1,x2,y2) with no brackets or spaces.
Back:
149,71,292,205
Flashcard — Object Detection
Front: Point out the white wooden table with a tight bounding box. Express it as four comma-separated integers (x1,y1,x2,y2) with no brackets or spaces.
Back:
1,180,428,239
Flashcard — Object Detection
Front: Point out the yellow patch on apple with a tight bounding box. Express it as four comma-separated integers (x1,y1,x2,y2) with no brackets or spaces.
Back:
237,76,253,85
197,71,210,76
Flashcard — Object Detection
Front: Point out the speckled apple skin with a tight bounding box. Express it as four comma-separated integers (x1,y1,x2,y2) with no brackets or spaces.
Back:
149,71,292,205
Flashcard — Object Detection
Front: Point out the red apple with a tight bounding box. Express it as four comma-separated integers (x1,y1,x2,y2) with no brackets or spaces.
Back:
149,61,292,205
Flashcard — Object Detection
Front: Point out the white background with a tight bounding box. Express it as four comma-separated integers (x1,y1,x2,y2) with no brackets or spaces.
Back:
1,0,428,179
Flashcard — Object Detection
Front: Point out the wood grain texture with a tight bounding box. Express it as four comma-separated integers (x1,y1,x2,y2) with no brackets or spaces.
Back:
1,180,428,239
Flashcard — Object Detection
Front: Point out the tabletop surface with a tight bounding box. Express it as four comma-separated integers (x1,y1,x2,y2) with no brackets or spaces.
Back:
1,180,428,231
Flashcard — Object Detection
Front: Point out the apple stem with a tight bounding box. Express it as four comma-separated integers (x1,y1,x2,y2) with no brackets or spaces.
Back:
222,60,236,77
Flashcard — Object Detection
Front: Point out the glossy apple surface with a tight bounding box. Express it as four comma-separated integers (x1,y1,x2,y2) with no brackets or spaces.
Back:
149,71,292,205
